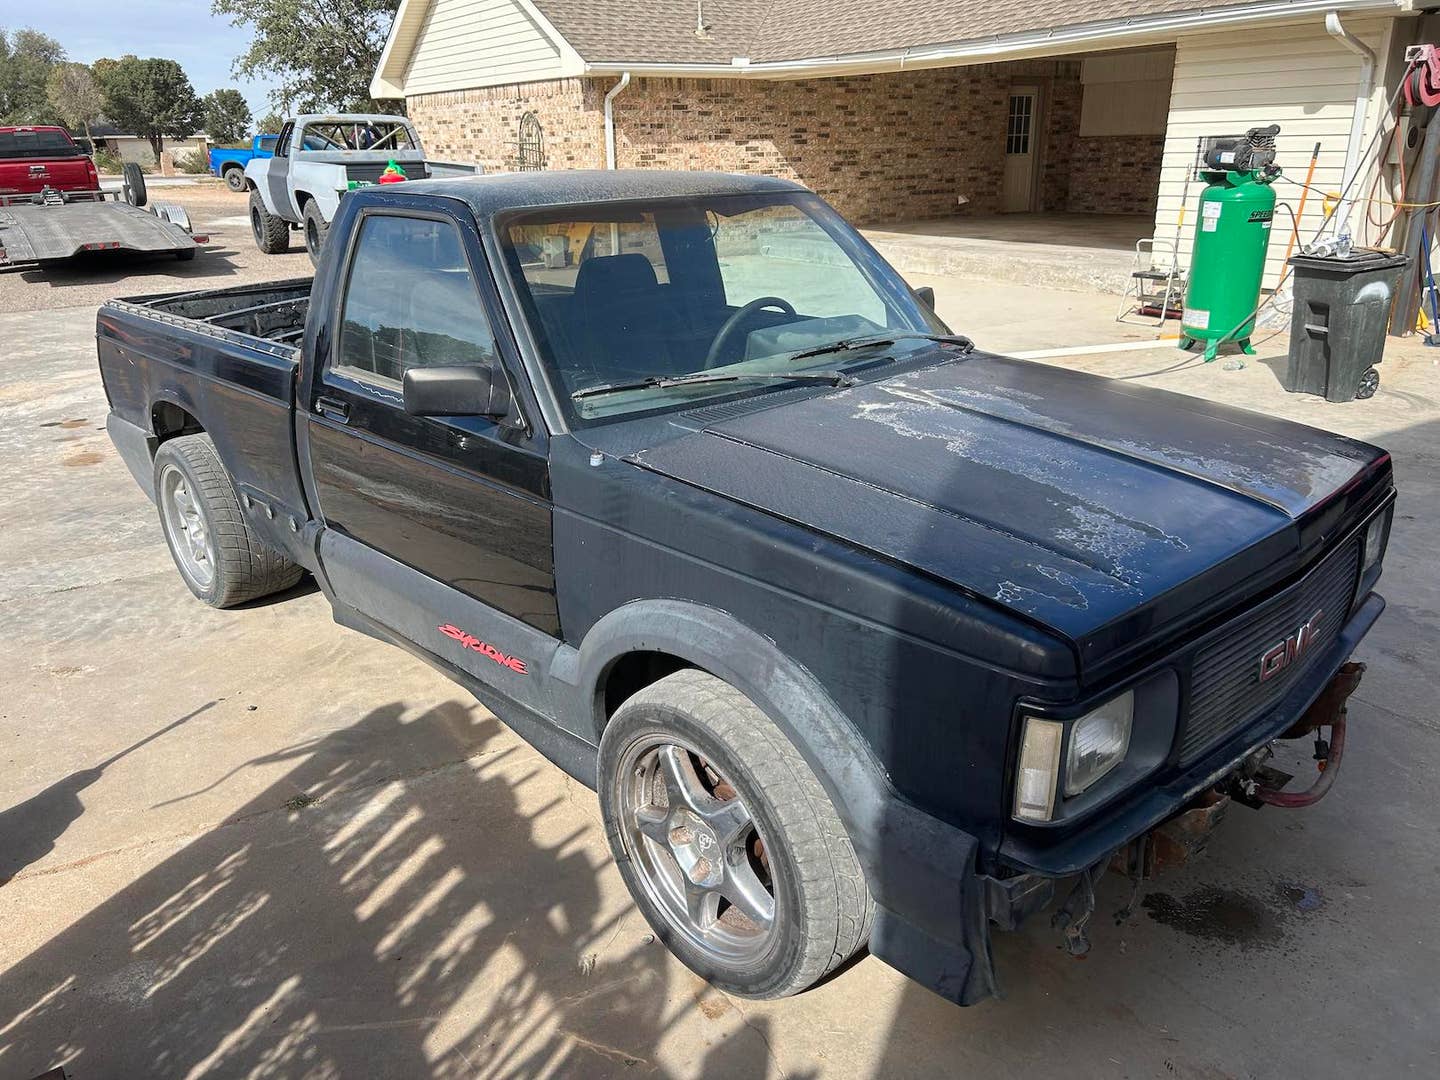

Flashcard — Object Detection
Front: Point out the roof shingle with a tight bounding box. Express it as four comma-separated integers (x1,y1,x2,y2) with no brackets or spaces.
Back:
535,0,1300,65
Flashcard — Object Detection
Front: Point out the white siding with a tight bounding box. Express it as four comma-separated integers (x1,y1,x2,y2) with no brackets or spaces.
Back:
1152,17,1394,289
401,0,575,94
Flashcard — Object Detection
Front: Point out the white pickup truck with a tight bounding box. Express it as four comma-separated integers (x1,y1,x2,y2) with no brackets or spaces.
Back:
244,113,481,264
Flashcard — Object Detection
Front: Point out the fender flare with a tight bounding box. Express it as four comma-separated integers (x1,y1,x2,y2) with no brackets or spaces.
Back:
569,599,886,839
563,601,984,935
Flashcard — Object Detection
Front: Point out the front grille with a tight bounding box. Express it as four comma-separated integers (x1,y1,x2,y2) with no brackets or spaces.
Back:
1179,539,1360,764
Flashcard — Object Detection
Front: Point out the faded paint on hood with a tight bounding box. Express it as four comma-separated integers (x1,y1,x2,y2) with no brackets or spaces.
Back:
629,353,1386,668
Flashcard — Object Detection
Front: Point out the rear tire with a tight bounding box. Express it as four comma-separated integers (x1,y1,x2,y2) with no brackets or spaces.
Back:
153,434,304,608
249,189,290,255
598,669,873,999
302,200,329,267
223,166,246,192
174,246,198,262
121,161,147,207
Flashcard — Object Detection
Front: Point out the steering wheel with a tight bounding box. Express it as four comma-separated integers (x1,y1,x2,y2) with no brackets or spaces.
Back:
702,296,797,369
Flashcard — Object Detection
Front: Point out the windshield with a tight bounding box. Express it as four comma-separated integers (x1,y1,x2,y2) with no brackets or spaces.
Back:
500,192,943,425
0,129,81,159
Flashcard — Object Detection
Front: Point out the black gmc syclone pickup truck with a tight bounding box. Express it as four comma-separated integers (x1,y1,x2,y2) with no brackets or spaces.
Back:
98,172,1393,1006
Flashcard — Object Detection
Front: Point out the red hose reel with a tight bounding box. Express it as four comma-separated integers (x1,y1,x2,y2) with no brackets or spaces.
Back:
1403,45,1440,107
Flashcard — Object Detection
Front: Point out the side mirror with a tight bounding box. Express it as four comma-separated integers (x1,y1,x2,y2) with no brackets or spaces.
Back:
402,364,511,418
913,285,936,310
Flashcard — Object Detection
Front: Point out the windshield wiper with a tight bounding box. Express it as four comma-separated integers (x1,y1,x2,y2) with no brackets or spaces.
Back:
786,332,975,362
571,369,854,402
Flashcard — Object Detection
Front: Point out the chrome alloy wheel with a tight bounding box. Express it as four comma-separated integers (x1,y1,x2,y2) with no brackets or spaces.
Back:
159,464,216,590
616,736,778,964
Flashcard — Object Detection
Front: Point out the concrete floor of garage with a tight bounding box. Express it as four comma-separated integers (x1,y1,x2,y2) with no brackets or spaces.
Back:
1,187,1438,1078
863,212,1152,295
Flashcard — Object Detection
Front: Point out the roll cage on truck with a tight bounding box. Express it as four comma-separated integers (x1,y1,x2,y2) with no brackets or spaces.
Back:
244,113,481,265
97,171,1393,1006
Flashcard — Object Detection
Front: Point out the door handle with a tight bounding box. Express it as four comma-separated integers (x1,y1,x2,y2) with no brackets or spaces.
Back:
315,396,350,423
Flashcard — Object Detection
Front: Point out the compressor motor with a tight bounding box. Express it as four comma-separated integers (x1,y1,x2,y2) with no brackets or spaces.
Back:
1198,124,1280,174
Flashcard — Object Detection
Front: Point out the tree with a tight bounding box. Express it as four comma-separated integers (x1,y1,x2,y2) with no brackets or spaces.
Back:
100,56,202,160
213,0,400,113
46,62,103,147
202,88,252,145
0,27,65,123
256,111,283,135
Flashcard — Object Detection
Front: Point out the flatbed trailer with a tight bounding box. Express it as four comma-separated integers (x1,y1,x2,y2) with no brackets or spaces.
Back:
0,188,206,268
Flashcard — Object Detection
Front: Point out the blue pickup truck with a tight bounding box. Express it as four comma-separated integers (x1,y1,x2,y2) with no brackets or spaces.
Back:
209,135,278,191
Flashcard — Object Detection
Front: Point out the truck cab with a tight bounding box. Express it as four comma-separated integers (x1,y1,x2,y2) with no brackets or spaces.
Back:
0,126,99,196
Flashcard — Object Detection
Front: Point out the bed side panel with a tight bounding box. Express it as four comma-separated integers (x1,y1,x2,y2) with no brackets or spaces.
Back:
96,302,309,528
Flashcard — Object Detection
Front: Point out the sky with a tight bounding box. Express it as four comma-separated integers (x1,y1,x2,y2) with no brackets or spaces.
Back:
4,0,286,117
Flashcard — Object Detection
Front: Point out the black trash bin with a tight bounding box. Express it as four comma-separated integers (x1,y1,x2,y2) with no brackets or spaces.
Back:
1285,249,1408,402
1285,249,1408,401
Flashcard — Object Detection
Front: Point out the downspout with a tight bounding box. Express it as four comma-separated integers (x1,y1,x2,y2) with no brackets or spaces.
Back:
604,71,632,169
1326,11,1377,238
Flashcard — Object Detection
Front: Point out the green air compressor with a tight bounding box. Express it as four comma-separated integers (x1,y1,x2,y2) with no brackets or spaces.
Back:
1180,125,1282,362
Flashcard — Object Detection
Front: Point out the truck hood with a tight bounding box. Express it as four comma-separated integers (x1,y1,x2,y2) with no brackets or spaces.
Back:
628,353,1387,672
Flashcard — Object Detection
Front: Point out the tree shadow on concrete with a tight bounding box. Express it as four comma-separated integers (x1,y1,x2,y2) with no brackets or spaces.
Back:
0,699,788,1078
0,702,216,887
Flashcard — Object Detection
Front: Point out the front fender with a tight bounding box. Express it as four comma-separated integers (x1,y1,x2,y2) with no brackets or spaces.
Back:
243,162,275,207
562,598,995,1004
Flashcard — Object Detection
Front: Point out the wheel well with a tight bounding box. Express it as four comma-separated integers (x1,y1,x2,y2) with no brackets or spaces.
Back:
151,402,202,444
221,161,242,173
601,651,693,722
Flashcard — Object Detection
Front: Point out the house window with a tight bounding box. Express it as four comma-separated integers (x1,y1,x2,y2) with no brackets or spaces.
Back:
1006,95,1033,156
517,112,545,171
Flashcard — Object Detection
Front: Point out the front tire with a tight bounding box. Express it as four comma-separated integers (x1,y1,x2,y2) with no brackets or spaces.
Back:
302,200,329,267
249,189,290,254
599,669,873,999
153,434,303,608
223,166,246,192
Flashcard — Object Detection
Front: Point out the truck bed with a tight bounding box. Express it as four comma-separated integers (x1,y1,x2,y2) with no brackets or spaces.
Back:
97,278,317,566
131,277,313,344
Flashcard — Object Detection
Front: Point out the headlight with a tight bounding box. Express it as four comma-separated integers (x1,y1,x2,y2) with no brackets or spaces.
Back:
1012,690,1135,822
1362,509,1389,573
1063,691,1133,796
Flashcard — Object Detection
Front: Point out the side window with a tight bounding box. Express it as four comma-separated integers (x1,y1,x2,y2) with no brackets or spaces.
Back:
258,136,278,152
275,124,292,157
334,215,498,387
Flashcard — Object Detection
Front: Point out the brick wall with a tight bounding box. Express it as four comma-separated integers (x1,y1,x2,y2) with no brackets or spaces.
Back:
406,78,606,173
406,59,1162,224
1065,135,1166,215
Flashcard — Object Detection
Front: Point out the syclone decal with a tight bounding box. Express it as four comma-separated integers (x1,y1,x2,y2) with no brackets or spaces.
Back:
438,623,529,674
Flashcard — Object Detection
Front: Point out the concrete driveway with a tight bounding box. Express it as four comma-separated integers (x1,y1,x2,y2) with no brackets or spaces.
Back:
2,193,1438,1078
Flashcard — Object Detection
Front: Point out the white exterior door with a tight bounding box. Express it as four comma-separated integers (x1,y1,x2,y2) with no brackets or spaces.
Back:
1002,87,1039,212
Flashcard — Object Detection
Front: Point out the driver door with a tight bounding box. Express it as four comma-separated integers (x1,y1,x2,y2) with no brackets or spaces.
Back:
305,203,559,637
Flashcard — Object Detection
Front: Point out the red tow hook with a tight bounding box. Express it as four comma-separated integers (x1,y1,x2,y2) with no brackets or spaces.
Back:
1254,661,1365,808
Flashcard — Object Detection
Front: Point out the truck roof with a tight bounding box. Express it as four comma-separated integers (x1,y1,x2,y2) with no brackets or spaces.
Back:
288,114,414,126
391,169,808,217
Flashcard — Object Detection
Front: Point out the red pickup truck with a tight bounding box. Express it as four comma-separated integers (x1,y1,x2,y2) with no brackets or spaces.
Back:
0,126,99,195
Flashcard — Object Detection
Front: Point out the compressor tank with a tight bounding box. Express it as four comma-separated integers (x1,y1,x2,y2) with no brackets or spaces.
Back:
1181,168,1278,361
